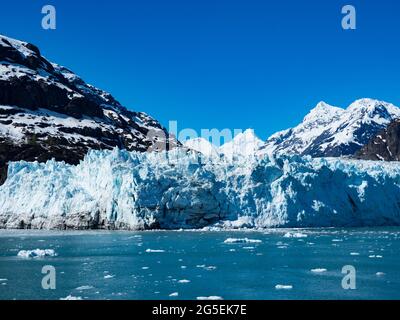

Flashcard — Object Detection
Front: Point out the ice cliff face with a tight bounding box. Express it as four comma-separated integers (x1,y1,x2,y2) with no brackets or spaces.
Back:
1,149,400,230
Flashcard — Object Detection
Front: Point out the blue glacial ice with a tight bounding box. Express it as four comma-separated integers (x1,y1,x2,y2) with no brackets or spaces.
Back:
0,148,400,229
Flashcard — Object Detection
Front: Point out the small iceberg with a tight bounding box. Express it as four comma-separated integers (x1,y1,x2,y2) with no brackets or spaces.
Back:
283,232,307,238
197,296,223,300
224,238,262,244
196,265,217,271
75,285,93,291
145,249,165,253
275,284,293,290
17,249,57,258
178,279,191,283
311,268,327,273
60,295,83,300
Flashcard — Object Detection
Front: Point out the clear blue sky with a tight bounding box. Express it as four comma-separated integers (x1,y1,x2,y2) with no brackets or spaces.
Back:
1,0,400,140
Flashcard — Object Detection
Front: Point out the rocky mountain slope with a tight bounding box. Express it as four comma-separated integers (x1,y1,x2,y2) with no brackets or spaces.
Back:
259,99,400,158
356,119,400,161
0,34,177,184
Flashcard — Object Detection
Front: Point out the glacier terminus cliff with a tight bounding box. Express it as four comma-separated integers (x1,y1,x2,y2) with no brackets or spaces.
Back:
1,148,399,230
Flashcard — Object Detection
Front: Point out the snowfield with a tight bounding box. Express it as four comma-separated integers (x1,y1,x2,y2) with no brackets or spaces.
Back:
1,148,400,230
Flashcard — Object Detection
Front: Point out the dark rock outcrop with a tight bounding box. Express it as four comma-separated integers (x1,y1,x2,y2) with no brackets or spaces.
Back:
356,120,400,161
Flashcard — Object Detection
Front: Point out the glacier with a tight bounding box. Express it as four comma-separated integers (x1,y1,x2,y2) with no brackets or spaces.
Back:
1,148,400,230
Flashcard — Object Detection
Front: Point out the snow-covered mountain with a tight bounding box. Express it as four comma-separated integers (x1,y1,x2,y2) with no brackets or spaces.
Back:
219,129,264,158
0,34,177,184
259,99,400,158
1,149,400,229
184,129,263,159
183,137,220,158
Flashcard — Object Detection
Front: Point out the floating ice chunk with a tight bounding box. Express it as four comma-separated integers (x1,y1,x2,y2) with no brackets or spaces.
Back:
205,266,217,270
196,265,217,271
178,279,191,283
311,268,327,273
17,249,57,258
197,296,223,300
169,292,179,297
275,284,293,290
145,249,165,253
224,238,262,244
283,232,307,238
76,285,93,291
60,295,83,300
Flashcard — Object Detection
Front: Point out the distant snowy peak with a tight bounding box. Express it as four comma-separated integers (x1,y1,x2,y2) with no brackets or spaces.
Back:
183,138,220,158
219,129,264,158
302,101,344,124
184,129,263,159
259,98,400,158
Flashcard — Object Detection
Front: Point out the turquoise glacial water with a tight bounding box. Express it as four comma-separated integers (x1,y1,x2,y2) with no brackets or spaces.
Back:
0,228,399,300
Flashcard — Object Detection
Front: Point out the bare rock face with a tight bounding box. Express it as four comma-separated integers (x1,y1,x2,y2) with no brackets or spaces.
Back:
356,120,400,161
0,35,179,183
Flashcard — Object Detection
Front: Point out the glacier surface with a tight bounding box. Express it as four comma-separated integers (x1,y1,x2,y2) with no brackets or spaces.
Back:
1,148,400,230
